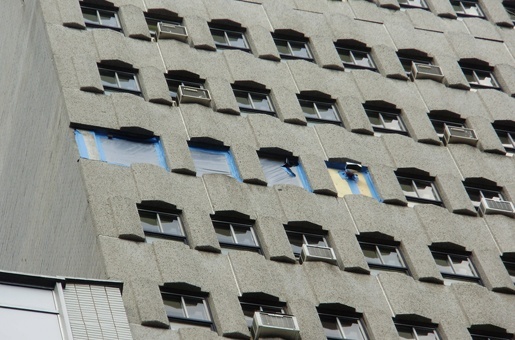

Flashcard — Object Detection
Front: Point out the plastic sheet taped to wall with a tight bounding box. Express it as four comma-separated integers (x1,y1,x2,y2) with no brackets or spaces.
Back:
327,163,381,202
74,129,168,169
189,146,241,181
259,157,311,190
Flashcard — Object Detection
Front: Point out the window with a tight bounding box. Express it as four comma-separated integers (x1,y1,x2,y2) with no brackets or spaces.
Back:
145,15,181,37
298,96,342,126
469,326,514,340
463,182,506,210
318,307,369,340
166,76,205,102
273,34,314,62
326,162,381,201
501,254,515,284
364,105,409,136
357,236,409,275
397,53,433,77
138,207,186,243
398,0,429,9
240,298,286,329
98,66,141,96
428,113,467,142
396,173,443,207
451,0,485,17
395,320,441,340
211,217,261,254
335,45,376,71
492,123,515,155
161,290,215,331
503,2,515,25
430,246,481,285
285,228,330,258
81,4,121,31
459,62,499,89
189,143,241,181
259,153,310,190
233,87,275,116
74,129,168,169
210,25,250,52
0,283,64,339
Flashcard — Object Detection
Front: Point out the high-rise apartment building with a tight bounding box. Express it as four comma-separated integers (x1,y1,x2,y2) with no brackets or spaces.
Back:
1,0,514,339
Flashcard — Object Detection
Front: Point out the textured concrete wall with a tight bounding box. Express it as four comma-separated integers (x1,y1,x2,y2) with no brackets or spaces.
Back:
0,0,105,278
8,0,515,338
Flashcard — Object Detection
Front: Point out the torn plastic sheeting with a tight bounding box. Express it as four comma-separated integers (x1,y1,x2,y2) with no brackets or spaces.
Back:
100,137,162,167
190,148,233,177
75,129,100,161
259,158,303,187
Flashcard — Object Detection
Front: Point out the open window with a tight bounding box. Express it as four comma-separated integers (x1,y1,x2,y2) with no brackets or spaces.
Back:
144,10,185,41
74,129,168,169
326,161,381,202
463,178,514,217
428,111,477,146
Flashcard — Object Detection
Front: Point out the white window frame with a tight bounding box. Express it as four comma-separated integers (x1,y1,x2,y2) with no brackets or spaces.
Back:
233,89,275,115
138,208,186,242
395,323,441,340
286,230,329,257
212,219,261,253
162,291,214,330
273,36,313,60
451,0,485,17
210,27,249,50
359,242,407,270
336,46,376,70
98,67,141,95
298,98,342,125
81,5,121,30
396,175,443,207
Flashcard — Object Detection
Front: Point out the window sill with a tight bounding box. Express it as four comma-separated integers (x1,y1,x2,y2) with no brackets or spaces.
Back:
85,23,123,32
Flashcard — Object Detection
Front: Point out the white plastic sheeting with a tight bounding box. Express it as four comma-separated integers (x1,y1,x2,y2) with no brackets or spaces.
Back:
259,157,303,187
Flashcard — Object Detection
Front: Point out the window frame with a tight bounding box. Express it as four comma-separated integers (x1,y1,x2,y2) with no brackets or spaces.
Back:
188,143,242,181
285,229,330,258
364,105,409,136
298,97,343,126
396,174,443,207
273,35,314,62
161,290,216,331
463,183,506,210
357,238,410,276
428,115,467,142
459,63,499,89
209,25,250,52
398,0,429,9
98,66,142,96
166,77,205,102
81,4,122,31
430,247,482,285
492,124,515,155
233,87,276,116
318,310,369,340
501,255,515,285
451,0,486,18
503,2,515,25
74,129,169,169
258,153,311,190
335,45,377,71
394,321,441,340
137,207,187,244
211,218,262,254
397,54,434,77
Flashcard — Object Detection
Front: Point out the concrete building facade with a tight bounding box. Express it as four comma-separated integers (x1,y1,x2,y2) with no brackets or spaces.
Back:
0,0,514,339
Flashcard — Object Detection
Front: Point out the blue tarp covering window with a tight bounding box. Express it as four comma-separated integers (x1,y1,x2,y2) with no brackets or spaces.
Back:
74,129,168,169
259,155,311,190
189,145,241,181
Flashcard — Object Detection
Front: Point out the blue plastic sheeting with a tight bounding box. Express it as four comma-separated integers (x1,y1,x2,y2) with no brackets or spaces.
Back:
259,157,311,191
74,129,168,169
189,146,242,181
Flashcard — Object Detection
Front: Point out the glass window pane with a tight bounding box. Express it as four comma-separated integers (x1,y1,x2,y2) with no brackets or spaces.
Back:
233,225,256,246
397,325,416,339
117,72,138,91
211,29,227,45
98,10,118,27
287,232,304,255
184,297,209,321
163,295,185,318
398,178,417,197
0,285,55,311
366,111,382,128
317,103,339,121
275,39,291,55
433,253,454,274
361,244,382,265
452,2,464,13
82,8,99,24
450,256,475,276
214,223,234,244
475,70,496,87
338,49,353,64
146,18,158,35
320,315,343,339
379,247,403,267
100,70,118,88
340,318,365,340
159,213,183,236
101,137,162,167
139,210,160,233
382,114,403,131
226,32,247,48
290,42,310,58
0,308,63,340
353,51,373,68
416,328,439,340
304,234,327,247
415,181,438,200
463,69,476,83
190,148,232,177
251,93,272,111
234,90,252,109
463,3,482,16
497,132,512,148
241,304,257,328
300,101,318,119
